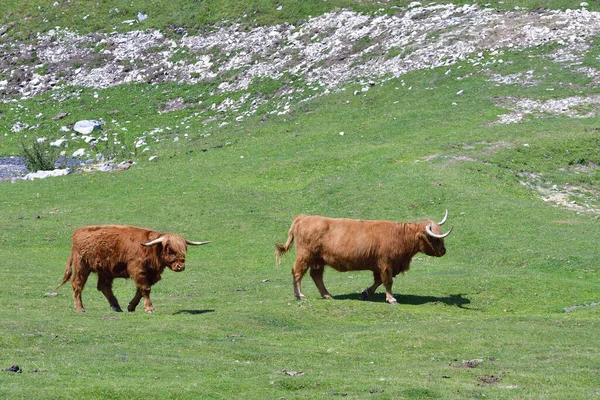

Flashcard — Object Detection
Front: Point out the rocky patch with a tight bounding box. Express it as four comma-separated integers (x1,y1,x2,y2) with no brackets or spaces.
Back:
2,4,600,106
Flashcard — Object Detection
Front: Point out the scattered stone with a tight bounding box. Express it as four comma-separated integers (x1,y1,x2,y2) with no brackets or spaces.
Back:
6,365,22,373
3,5,600,106
72,148,87,157
23,169,69,180
73,120,102,134
52,112,70,120
279,369,304,377
564,301,600,312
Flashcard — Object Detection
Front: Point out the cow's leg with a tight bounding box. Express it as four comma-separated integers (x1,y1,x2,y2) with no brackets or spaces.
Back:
129,282,155,313
292,254,310,300
309,265,332,300
71,264,90,312
380,267,398,305
127,289,143,312
360,271,382,300
96,275,123,312
140,288,154,313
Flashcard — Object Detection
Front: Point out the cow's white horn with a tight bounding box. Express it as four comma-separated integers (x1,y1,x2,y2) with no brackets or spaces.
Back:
438,209,448,226
185,240,211,246
426,224,453,239
141,237,165,247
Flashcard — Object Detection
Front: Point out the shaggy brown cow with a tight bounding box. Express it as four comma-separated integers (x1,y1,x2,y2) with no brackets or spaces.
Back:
57,225,210,313
275,211,453,304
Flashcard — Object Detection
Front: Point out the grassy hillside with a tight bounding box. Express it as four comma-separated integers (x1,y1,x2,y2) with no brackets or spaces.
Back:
1,1,600,399
2,0,598,40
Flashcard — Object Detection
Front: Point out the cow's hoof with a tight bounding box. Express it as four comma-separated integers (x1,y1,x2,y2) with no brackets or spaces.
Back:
127,306,136,312
322,294,332,300
387,300,399,305
112,306,123,312
359,290,369,301
145,309,155,313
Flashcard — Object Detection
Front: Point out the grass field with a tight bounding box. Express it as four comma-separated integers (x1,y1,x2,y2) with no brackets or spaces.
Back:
2,1,600,399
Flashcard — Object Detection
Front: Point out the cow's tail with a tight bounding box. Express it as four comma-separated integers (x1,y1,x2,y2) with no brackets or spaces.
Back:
275,216,301,267
56,254,73,290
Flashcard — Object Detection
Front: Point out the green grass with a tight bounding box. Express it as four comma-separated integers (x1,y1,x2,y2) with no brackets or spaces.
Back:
2,1,600,399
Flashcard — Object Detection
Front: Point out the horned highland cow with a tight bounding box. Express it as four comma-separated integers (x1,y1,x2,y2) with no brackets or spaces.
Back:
57,225,210,313
275,211,453,304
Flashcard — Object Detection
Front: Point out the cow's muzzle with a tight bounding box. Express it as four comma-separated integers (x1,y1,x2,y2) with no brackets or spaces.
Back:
171,264,185,272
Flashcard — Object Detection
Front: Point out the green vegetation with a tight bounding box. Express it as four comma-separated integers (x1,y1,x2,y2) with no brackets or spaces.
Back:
19,138,59,172
1,1,600,399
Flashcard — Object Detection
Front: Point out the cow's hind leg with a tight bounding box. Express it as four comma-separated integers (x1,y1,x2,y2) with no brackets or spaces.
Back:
97,275,123,312
360,271,382,300
309,264,332,300
292,253,311,300
71,262,90,312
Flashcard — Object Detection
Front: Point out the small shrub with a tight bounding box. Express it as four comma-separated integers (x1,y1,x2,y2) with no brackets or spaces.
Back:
20,138,59,172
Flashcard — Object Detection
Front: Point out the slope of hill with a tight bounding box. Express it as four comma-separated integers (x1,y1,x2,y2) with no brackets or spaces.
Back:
1,2,600,399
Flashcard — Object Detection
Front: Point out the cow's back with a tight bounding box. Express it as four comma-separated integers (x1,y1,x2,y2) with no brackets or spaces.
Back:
72,225,159,270
294,216,401,271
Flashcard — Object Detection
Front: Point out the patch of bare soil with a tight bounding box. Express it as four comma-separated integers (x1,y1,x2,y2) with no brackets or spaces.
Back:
477,375,501,384
517,172,600,215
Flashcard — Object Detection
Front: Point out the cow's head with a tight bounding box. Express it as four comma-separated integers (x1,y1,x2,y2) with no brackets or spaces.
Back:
142,234,210,272
420,210,453,257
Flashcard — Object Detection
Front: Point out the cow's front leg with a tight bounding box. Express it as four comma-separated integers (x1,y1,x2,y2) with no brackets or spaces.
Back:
128,287,154,312
309,266,332,300
380,267,398,305
141,288,155,313
360,271,382,300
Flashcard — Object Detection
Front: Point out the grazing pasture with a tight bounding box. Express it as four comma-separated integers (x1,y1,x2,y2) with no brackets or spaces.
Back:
1,1,600,399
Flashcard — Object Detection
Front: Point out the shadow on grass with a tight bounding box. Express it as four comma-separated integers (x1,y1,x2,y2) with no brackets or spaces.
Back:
173,309,215,315
334,293,471,309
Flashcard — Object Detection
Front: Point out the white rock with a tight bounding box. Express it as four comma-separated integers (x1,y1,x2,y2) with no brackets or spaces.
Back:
24,169,69,180
72,148,86,157
73,120,101,134
50,137,67,147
